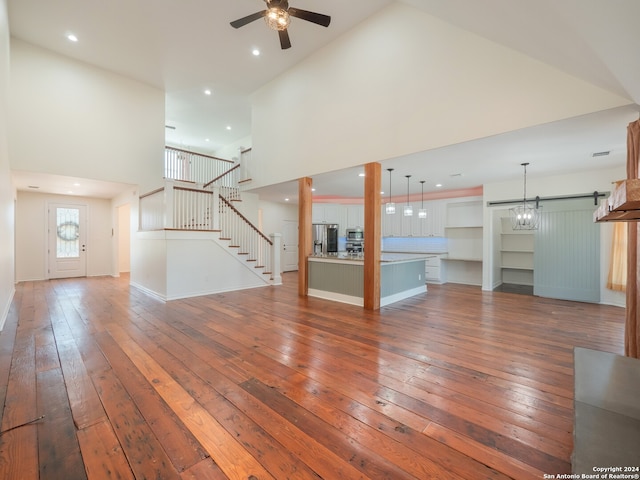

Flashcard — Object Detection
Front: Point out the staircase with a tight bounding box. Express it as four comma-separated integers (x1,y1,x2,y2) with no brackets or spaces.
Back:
134,147,281,300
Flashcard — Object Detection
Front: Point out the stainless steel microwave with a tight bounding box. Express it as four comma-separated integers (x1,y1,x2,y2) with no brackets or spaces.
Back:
346,228,363,241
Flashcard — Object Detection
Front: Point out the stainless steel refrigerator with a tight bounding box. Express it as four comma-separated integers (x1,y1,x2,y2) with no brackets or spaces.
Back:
312,224,339,255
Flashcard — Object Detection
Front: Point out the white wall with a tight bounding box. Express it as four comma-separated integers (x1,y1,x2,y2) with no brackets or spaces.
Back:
117,203,131,273
15,191,113,281
131,231,268,301
250,2,631,190
9,39,166,287
111,188,137,277
259,200,298,237
9,39,165,194
0,0,14,331
214,135,251,162
483,165,627,306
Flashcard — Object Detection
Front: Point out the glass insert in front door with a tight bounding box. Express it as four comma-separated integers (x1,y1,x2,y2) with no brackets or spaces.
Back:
56,207,81,258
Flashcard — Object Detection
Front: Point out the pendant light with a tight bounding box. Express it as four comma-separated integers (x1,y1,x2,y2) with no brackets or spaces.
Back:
385,168,395,214
510,162,541,230
404,175,413,216
418,180,427,219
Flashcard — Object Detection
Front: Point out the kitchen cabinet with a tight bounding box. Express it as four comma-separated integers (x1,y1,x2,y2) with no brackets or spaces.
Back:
312,204,340,224
345,205,364,229
425,254,445,284
381,199,445,237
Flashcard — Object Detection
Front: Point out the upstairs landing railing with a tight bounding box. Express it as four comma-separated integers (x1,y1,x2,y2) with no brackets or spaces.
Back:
164,146,234,185
204,164,241,201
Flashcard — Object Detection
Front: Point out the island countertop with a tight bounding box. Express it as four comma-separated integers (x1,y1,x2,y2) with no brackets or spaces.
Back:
307,253,428,306
308,252,435,264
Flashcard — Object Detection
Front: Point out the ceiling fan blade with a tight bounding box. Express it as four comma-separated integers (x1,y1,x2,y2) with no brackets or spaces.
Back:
288,8,331,27
278,29,292,49
230,10,267,29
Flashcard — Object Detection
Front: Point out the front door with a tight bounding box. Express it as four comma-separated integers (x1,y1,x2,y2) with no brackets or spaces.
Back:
48,203,87,279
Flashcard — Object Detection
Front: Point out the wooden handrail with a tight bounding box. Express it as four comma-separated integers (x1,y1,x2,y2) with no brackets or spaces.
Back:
203,164,240,189
174,186,214,195
139,187,164,199
240,147,252,155
219,195,272,245
165,145,233,163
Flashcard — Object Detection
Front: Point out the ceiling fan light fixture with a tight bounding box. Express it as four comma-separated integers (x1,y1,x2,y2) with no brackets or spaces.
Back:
265,8,290,31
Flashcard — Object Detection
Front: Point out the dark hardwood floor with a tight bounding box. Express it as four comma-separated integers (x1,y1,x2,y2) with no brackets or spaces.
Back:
0,272,625,479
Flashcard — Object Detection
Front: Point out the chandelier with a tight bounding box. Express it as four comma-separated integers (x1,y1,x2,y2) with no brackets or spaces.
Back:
418,180,427,219
385,168,396,214
510,162,541,230
265,7,290,31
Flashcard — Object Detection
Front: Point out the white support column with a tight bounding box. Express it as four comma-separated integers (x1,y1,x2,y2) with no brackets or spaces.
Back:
270,233,282,285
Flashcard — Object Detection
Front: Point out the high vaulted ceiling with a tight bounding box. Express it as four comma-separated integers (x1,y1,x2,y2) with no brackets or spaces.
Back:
7,0,640,201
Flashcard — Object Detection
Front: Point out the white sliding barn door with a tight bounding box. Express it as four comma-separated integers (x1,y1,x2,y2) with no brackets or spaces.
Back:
533,198,600,303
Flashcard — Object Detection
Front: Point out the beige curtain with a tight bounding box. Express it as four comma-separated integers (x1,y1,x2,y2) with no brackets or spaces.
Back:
607,221,627,292
626,119,640,358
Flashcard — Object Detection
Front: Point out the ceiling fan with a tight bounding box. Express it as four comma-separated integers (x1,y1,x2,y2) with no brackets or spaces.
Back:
230,0,331,50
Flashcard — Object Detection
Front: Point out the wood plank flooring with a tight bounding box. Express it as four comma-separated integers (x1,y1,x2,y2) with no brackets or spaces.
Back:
0,273,625,479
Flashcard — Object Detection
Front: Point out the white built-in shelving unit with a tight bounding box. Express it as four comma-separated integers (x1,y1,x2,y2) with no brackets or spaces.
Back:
499,215,534,286
442,199,483,286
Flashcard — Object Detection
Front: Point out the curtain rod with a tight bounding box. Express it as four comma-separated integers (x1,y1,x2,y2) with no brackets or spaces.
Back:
487,191,607,207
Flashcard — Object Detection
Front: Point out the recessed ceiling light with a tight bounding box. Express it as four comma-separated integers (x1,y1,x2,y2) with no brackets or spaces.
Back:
311,188,316,192
380,191,385,195
226,126,232,131
73,182,80,186
252,49,260,56
67,33,78,42
436,183,443,188
204,89,212,96
205,138,210,142
358,173,365,177
285,198,290,202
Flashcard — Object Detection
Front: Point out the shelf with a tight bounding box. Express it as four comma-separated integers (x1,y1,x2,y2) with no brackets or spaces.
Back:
594,179,640,222
501,265,533,271
500,249,533,254
445,225,482,229
444,257,482,262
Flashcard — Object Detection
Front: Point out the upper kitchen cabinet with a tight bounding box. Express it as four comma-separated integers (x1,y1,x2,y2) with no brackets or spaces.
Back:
414,199,446,237
312,204,340,224
345,205,365,229
381,199,446,237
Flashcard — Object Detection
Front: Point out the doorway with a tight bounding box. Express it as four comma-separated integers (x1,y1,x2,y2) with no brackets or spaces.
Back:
48,203,87,279
282,220,299,272
117,203,131,274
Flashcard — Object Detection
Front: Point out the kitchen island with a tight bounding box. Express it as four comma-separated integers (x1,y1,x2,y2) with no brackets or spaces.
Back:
307,253,431,306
